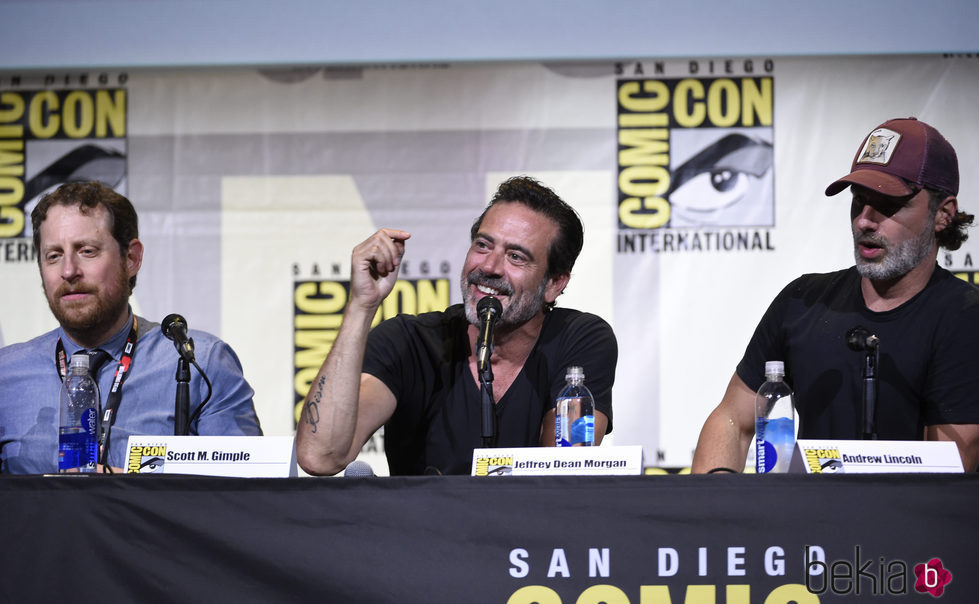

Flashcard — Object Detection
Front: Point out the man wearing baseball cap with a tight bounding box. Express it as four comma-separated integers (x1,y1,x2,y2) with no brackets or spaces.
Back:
692,117,979,473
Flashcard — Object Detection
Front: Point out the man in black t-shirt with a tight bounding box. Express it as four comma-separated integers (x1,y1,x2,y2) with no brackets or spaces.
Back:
692,117,979,473
296,177,617,476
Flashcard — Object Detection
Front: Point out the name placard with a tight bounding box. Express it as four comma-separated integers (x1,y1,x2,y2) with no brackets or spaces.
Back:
471,445,643,476
125,435,297,477
788,439,963,474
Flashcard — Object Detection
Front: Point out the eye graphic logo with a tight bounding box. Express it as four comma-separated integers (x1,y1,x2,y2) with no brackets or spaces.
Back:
914,558,952,597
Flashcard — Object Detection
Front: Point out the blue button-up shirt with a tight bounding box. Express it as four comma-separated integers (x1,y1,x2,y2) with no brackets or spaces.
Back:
0,313,262,473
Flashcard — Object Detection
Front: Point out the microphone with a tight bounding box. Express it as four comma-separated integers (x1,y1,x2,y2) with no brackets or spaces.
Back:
343,460,375,477
846,326,880,352
475,296,503,373
846,325,880,440
162,313,196,363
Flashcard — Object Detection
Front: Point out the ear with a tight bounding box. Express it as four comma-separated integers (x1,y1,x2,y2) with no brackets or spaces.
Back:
544,272,571,304
934,195,958,233
125,238,143,278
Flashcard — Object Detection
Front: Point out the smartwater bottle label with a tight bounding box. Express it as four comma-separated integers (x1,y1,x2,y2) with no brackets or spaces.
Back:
756,417,794,473
82,407,98,468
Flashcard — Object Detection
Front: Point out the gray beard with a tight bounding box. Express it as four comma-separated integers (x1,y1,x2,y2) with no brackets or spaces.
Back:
854,221,935,281
462,272,548,328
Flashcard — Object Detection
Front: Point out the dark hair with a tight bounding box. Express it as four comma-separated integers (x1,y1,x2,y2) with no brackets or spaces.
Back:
32,181,140,290
928,188,973,251
470,176,584,279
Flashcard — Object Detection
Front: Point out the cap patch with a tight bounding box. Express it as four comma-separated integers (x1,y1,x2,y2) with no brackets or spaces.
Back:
857,128,901,165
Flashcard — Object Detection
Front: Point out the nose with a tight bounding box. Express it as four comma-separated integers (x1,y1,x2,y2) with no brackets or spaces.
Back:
853,203,880,232
479,247,504,275
60,254,81,281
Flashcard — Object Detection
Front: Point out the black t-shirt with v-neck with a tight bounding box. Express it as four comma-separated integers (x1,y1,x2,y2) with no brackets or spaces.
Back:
737,265,979,440
363,304,617,475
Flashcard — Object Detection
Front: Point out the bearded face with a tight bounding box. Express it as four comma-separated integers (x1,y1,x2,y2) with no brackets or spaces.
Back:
458,203,563,331
44,258,132,340
38,204,138,346
850,188,938,282
853,216,935,281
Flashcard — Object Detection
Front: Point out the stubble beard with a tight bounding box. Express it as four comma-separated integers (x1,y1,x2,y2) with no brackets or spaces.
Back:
854,218,936,282
461,269,548,328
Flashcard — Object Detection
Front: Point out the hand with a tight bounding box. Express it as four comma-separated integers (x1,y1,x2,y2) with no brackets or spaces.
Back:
349,228,411,310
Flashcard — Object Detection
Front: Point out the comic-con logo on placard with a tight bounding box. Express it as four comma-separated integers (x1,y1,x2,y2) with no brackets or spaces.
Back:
292,275,450,427
473,454,514,476
0,75,128,246
127,444,167,473
616,64,774,248
803,447,844,474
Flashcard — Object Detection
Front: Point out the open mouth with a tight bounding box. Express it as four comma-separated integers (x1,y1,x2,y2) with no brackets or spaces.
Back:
859,245,883,260
476,284,505,297
856,237,885,260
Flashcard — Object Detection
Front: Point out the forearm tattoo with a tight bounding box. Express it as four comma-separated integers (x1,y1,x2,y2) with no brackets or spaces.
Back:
304,375,326,432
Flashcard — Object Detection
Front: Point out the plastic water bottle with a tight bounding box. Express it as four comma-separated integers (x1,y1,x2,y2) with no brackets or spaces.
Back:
754,361,796,473
555,366,595,447
58,353,100,473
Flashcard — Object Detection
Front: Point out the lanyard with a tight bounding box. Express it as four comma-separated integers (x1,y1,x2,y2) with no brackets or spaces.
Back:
56,316,139,466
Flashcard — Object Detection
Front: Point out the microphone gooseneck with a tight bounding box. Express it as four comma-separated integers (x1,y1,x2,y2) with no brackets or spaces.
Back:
161,313,214,437
475,296,503,374
475,296,503,447
163,313,196,436
846,325,880,440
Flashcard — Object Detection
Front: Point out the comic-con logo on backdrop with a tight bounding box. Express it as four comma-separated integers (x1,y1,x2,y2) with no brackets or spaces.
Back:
0,73,128,252
292,276,451,426
615,60,774,253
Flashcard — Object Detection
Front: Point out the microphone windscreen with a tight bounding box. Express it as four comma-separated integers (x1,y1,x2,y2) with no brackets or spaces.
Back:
161,313,186,340
343,460,375,477
846,326,870,351
477,295,502,317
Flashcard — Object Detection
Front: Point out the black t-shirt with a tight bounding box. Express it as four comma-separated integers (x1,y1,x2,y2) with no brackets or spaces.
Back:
363,305,617,475
737,265,979,440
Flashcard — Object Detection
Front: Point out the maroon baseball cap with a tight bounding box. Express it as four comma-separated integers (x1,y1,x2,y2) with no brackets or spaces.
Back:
825,117,958,197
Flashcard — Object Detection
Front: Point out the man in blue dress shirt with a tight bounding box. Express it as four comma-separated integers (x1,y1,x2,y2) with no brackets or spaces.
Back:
0,181,262,474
